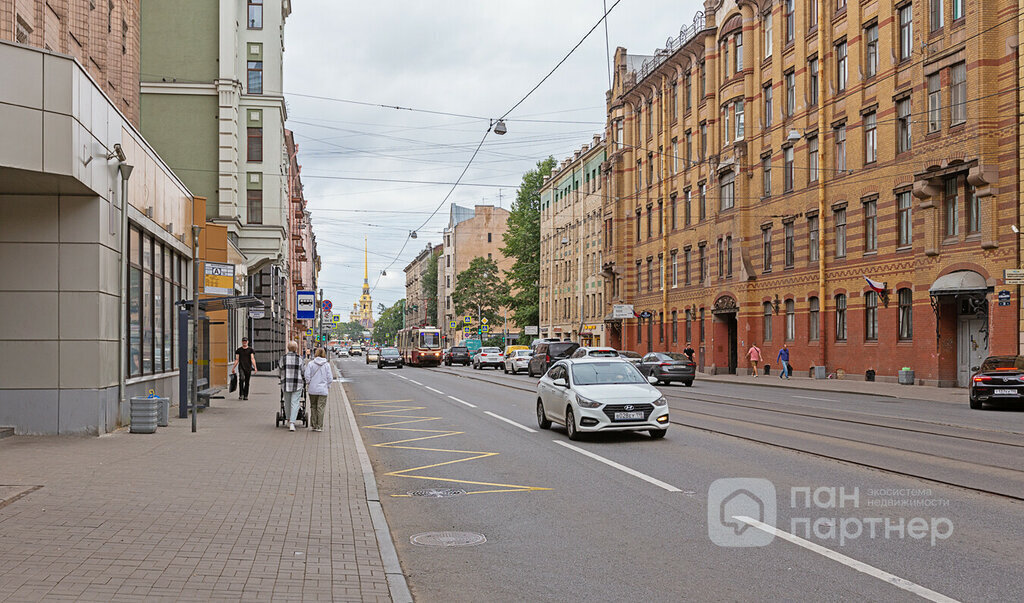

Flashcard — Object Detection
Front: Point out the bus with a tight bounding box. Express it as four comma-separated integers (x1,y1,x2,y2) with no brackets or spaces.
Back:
396,326,443,367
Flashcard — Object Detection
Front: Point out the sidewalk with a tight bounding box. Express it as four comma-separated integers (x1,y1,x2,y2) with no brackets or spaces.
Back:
0,371,398,602
696,371,967,404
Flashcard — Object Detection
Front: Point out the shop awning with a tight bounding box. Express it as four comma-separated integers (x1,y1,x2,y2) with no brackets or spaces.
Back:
178,295,264,313
929,271,988,296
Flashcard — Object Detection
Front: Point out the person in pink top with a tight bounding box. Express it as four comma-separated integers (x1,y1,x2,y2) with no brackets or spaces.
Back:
746,344,763,377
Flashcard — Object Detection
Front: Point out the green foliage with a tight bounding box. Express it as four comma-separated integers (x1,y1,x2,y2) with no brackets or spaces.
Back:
422,248,440,326
501,156,556,328
451,257,510,328
333,321,367,341
372,299,405,345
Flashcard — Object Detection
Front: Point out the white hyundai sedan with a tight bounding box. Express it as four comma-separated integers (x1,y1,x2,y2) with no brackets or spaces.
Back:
536,358,669,440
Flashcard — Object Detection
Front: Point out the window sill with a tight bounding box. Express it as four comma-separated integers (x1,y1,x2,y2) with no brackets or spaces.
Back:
126,371,181,385
863,250,877,257
896,245,913,252
942,237,960,245
949,121,967,132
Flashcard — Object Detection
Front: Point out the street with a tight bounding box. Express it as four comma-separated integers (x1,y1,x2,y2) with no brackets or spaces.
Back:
337,357,1024,602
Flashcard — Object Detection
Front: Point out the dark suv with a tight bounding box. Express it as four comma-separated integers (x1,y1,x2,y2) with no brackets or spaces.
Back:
527,341,580,377
445,346,472,366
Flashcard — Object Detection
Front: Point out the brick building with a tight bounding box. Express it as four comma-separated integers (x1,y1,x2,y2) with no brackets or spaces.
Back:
404,243,440,328
602,1,1019,386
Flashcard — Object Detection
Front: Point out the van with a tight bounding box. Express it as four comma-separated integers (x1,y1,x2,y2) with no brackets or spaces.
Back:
527,341,580,377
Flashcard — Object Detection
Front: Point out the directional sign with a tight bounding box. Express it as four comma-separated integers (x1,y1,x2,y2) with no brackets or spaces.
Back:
1004,269,1024,285
322,299,333,312
297,291,316,320
524,326,539,335
612,304,635,319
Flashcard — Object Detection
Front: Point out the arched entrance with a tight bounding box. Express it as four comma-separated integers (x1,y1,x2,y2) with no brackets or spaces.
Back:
712,295,739,374
928,270,990,387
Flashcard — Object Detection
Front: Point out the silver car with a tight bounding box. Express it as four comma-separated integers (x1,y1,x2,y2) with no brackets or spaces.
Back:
504,349,533,374
536,358,669,440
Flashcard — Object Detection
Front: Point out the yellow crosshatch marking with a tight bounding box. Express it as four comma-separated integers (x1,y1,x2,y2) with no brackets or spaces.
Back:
353,399,550,497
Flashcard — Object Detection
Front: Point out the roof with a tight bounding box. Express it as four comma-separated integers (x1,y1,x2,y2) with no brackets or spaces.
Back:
929,271,988,296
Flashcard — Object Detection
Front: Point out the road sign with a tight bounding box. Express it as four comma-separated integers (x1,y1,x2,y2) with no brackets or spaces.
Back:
480,317,488,325
306,328,313,336
481,325,489,333
297,291,316,320
612,304,635,319
998,290,1011,306
449,320,457,329
1004,269,1024,285
203,261,235,295
463,316,471,324
322,299,333,311
639,310,653,319
524,325,539,335
332,314,341,324
248,308,265,319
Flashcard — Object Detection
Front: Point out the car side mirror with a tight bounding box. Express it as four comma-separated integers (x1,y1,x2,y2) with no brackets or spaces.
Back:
647,376,659,385
552,378,568,388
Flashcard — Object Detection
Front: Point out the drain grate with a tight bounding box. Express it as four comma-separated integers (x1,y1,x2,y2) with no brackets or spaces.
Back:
408,488,466,498
410,531,486,547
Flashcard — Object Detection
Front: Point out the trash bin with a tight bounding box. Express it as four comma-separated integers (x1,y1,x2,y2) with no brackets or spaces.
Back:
156,397,170,427
812,366,827,379
130,396,159,434
898,369,915,385
865,369,876,382
763,364,770,376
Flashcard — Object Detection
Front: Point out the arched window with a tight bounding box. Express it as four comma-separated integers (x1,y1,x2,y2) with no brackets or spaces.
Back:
898,288,913,340
865,292,878,340
835,294,847,341
808,296,820,341
763,301,773,341
785,299,796,341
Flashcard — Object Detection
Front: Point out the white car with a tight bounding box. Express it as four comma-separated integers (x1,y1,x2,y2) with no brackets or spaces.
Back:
473,347,504,370
536,358,669,440
504,349,533,374
337,348,350,358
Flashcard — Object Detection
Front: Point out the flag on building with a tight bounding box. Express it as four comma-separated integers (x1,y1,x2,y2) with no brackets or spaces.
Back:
864,276,885,293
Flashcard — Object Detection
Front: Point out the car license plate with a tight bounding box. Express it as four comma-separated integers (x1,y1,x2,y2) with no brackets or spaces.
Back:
614,411,644,421
994,388,1016,395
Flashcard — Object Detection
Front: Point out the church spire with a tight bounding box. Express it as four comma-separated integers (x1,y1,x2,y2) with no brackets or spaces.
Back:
363,236,368,286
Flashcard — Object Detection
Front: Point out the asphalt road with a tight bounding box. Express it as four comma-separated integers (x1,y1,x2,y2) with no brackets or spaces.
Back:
337,358,1024,602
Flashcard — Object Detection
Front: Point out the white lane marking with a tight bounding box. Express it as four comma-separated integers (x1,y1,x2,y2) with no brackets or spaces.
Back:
734,516,958,603
425,386,444,395
553,441,681,492
407,379,423,386
484,411,537,433
447,396,477,408
793,395,839,402
394,374,408,380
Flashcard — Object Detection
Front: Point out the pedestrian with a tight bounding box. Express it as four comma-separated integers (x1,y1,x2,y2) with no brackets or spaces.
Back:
777,344,791,380
745,343,762,377
279,341,304,432
683,342,696,362
304,347,333,433
232,337,257,400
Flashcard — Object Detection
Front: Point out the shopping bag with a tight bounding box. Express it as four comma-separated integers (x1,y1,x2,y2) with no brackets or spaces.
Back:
229,372,238,393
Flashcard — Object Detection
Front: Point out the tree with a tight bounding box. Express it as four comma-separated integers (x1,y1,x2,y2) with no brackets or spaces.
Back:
333,321,366,341
421,248,440,326
451,257,510,330
372,299,405,345
501,156,556,328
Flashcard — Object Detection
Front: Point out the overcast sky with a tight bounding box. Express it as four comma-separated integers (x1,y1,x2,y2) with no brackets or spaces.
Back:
283,0,705,318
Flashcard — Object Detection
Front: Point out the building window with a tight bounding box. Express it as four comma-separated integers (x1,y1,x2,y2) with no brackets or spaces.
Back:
700,308,706,343
785,299,796,341
927,73,941,132
671,251,678,287
647,153,655,186
864,199,878,252
865,291,879,341
721,105,730,145
785,0,795,43
672,311,678,343
734,32,744,73
247,189,263,224
762,154,772,197
658,201,664,235
808,214,820,261
647,259,653,291
836,41,847,92
247,127,263,162
15,14,32,44
967,184,980,234
699,244,707,282
637,314,643,343
735,100,744,140
720,172,735,211
944,176,960,238
636,159,642,193
672,194,679,229
717,238,725,279
659,256,665,290
763,83,774,128
698,183,707,220
659,312,665,343
897,98,912,153
646,99,653,138
864,111,877,164
635,209,642,242
247,61,263,94
722,39,730,80
683,190,691,227
783,146,794,192
671,138,679,173
684,248,692,285
764,10,773,57
953,0,964,20
807,135,819,182
487,232,492,242
726,236,733,277
685,72,693,110
834,207,847,257
763,301,773,342
950,63,966,125
930,0,944,30
897,191,913,248
898,288,914,340
864,23,879,78
900,4,914,61
784,222,795,267
835,294,847,341
835,125,846,173
785,70,795,117
762,227,772,272
699,122,707,157
809,57,819,106
248,0,263,28
685,131,693,165
646,205,653,239
699,60,706,98
670,82,678,120
808,296,820,341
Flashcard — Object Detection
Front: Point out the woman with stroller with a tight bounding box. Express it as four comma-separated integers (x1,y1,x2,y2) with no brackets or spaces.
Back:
304,347,333,432
279,341,304,432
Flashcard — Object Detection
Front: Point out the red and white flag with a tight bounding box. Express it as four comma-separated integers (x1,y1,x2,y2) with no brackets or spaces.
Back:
864,276,885,293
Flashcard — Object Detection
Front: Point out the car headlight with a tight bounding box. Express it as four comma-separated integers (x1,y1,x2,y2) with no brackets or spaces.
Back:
653,396,668,406
575,394,602,409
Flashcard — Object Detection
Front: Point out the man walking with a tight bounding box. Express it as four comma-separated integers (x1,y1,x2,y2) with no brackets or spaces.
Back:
232,337,257,400
777,343,791,379
745,343,762,377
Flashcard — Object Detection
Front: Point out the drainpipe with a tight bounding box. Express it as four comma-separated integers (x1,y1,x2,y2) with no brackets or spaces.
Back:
1018,0,1024,354
817,0,828,373
116,162,134,432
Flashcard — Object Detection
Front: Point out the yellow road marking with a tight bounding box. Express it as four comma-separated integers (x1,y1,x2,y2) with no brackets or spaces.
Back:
353,400,550,496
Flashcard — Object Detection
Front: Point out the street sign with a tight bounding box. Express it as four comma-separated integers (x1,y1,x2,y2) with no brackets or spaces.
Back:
305,328,313,336
463,316,471,324
203,261,235,295
481,325,489,333
297,291,316,320
449,320,458,329
248,309,265,319
1004,269,1024,285
322,299,333,311
480,317,488,325
639,310,653,319
612,304,635,319
332,314,341,324
524,325,539,335
998,290,1011,307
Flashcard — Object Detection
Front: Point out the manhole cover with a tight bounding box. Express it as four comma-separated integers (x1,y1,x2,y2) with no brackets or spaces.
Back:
408,488,466,498
410,531,486,547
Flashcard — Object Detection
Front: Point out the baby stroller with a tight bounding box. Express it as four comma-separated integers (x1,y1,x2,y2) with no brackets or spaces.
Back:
276,383,309,428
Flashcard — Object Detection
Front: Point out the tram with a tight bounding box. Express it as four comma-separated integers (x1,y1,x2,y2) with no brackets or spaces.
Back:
396,326,443,366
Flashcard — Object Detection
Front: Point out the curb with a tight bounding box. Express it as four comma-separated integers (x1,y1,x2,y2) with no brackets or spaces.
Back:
335,363,414,603
694,374,966,403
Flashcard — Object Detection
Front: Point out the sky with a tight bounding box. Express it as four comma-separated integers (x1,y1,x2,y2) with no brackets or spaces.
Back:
283,0,705,318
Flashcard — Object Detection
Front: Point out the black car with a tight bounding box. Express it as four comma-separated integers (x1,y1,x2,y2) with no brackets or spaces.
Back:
445,346,472,366
527,341,580,377
638,352,696,386
377,347,403,369
970,355,1024,409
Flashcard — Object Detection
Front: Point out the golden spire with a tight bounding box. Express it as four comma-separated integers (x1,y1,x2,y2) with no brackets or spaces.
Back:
363,236,368,285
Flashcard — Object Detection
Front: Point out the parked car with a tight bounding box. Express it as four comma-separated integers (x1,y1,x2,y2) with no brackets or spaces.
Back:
337,348,350,358
617,350,642,367
536,358,668,439
504,345,530,356
445,346,472,366
377,347,403,369
504,349,533,374
638,352,696,386
350,345,362,356
473,347,504,370
970,355,1024,409
530,337,563,350
527,341,580,377
365,347,380,364
570,347,621,359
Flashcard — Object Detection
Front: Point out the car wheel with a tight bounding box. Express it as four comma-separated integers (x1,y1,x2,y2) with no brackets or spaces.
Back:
537,400,551,429
565,408,581,441
649,429,667,439
527,366,535,377
377,363,382,369
511,367,518,375
503,366,509,374
969,397,983,410
684,380,694,387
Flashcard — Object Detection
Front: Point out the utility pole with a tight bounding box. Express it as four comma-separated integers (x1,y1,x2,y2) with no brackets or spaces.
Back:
317,288,324,349
190,225,201,433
